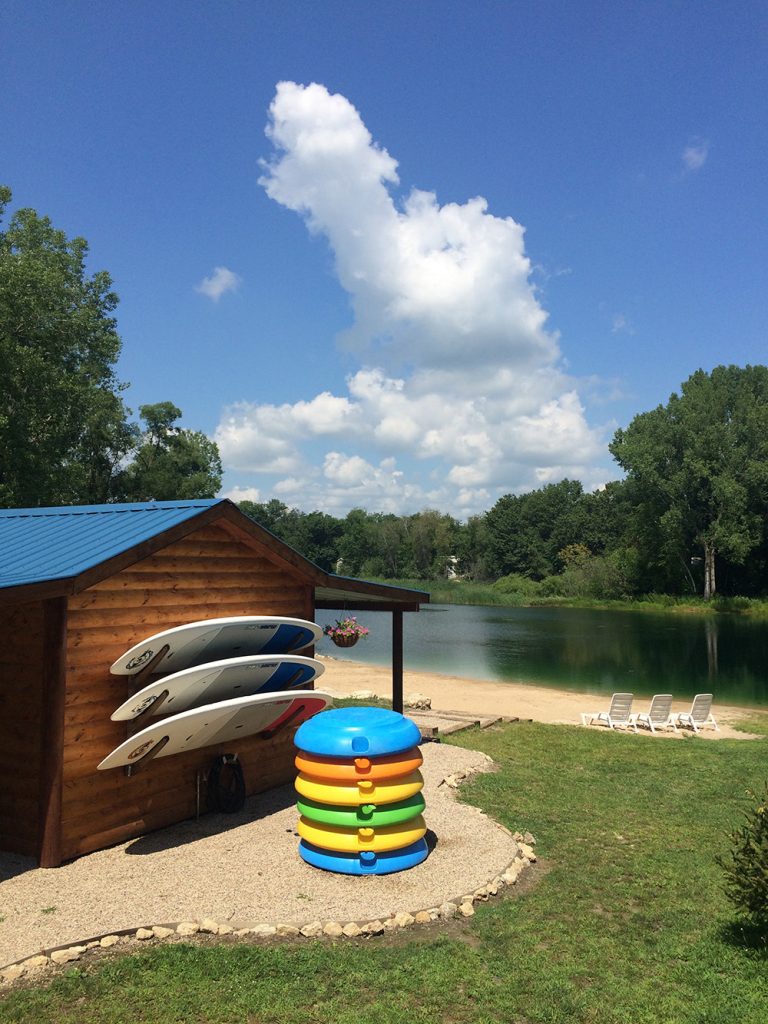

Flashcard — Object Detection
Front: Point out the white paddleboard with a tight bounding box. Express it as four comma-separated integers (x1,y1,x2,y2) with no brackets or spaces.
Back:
111,654,325,721
110,616,323,675
98,690,333,771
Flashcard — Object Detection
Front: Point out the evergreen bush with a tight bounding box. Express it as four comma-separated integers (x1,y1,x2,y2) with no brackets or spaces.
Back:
717,783,768,933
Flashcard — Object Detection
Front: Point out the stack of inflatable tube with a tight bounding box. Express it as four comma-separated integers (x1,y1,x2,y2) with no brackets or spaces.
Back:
294,706,429,875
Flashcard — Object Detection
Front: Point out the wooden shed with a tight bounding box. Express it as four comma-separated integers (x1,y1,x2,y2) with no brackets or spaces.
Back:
0,499,428,868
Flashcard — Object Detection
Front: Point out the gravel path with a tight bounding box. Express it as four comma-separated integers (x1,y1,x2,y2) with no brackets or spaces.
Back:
0,744,517,966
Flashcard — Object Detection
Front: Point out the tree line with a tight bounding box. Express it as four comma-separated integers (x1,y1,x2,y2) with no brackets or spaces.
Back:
0,186,221,506
3,188,767,599
240,364,768,600
240,395,768,602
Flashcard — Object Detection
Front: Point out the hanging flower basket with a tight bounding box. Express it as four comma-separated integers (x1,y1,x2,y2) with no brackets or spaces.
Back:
331,633,359,648
323,616,370,649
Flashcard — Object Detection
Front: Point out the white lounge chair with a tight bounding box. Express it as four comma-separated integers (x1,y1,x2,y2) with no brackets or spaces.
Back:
629,694,677,734
674,693,719,732
581,693,636,731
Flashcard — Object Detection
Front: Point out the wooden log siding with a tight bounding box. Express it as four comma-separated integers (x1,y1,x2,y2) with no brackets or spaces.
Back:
59,523,315,863
0,601,45,857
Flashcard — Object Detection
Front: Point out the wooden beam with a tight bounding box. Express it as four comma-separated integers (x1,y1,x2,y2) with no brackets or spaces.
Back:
38,596,68,868
0,579,73,607
392,609,404,715
315,600,423,613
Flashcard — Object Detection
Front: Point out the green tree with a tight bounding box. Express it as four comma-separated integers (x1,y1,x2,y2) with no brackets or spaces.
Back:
406,509,460,578
485,479,587,579
610,366,768,598
280,510,343,572
0,185,136,506
239,500,343,572
455,513,492,580
115,402,222,501
239,498,292,536
337,508,381,576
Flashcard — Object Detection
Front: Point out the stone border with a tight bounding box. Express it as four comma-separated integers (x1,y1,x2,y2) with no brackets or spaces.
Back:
0,836,537,986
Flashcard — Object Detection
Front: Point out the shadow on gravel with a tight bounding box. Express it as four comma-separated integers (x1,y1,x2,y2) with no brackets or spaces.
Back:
124,784,297,856
0,852,36,882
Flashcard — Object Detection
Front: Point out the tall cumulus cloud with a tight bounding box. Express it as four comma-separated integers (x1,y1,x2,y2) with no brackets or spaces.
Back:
216,82,608,516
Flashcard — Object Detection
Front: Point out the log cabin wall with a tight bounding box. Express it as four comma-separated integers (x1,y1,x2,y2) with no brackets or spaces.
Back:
0,600,45,857
60,522,315,862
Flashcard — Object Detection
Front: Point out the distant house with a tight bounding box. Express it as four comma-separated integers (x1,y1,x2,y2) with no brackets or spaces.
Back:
0,499,427,867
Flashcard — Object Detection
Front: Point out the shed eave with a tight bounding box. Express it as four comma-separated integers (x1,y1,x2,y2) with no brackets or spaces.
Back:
314,576,429,611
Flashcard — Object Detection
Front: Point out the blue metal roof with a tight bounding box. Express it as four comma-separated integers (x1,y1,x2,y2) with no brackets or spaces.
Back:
0,500,224,590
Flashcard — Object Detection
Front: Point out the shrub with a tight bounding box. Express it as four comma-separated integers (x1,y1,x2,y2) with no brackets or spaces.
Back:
493,573,541,596
539,574,564,596
717,783,768,932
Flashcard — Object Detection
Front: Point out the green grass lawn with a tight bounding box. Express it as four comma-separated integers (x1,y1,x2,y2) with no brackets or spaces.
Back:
2,723,766,1023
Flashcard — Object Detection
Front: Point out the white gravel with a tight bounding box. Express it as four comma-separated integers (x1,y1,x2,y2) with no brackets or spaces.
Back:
0,744,517,966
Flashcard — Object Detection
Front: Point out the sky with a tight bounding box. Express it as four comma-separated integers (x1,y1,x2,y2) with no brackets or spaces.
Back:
2,1,767,519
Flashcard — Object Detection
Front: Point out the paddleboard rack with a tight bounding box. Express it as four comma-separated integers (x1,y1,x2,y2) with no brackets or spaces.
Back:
102,618,331,781
124,735,170,776
122,644,171,774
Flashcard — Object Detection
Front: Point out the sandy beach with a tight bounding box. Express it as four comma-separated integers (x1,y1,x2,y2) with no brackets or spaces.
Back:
317,655,766,740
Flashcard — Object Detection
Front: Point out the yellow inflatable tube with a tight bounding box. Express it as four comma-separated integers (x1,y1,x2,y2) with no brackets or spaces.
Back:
295,769,424,806
298,814,427,853
294,747,423,782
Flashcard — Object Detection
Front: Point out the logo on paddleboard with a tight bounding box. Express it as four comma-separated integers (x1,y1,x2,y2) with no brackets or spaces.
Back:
126,649,154,670
130,694,158,716
127,740,154,760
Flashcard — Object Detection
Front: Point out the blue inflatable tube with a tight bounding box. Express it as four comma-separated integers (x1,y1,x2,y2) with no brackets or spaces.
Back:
294,706,421,758
298,836,429,875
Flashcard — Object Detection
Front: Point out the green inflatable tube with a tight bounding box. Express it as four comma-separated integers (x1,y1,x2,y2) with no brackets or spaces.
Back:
298,814,427,853
296,792,426,828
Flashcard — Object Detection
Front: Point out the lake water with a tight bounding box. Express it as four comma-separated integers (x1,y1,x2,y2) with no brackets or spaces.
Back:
318,605,768,708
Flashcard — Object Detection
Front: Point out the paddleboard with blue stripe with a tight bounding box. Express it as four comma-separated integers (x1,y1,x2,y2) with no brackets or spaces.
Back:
111,653,325,721
110,616,323,675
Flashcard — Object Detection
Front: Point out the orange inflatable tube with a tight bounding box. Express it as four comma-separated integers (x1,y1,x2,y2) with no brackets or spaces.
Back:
294,746,423,782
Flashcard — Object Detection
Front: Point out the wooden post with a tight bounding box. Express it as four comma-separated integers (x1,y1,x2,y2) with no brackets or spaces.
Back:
392,609,403,714
38,597,68,868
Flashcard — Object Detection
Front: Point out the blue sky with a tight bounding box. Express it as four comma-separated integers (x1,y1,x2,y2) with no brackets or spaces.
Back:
3,1,766,517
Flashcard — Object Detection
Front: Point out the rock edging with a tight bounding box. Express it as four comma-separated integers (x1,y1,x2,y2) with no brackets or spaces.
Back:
0,839,537,987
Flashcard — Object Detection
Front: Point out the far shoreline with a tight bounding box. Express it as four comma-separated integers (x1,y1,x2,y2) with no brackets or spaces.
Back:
316,654,768,741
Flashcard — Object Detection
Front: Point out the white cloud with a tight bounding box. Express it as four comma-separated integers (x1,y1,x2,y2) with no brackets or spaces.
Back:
196,266,242,302
682,140,709,172
265,454,424,516
215,82,613,517
259,82,557,374
224,485,261,503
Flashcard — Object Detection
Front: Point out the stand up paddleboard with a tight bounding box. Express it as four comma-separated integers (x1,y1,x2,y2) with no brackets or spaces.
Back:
110,616,323,676
98,691,333,771
111,654,325,721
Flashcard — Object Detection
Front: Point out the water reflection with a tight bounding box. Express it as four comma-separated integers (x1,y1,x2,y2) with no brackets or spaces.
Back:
705,618,718,681
318,605,768,707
